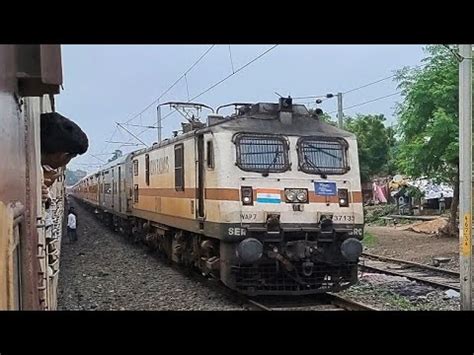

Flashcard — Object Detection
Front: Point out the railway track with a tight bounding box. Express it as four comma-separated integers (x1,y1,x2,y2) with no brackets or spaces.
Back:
360,252,460,291
246,293,379,311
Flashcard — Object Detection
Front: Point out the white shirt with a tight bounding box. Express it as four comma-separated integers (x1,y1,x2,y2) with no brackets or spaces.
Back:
67,213,76,229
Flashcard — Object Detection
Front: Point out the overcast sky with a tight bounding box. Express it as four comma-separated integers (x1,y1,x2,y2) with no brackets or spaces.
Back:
56,45,427,172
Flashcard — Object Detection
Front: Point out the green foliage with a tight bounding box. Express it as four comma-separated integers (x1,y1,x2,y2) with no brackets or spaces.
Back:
344,114,396,182
364,204,398,223
362,231,377,247
395,45,459,183
318,112,337,126
403,185,425,200
315,111,396,182
308,109,337,126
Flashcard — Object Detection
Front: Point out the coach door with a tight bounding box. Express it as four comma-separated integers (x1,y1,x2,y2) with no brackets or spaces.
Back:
98,174,103,206
196,135,205,223
118,166,122,213
111,168,115,209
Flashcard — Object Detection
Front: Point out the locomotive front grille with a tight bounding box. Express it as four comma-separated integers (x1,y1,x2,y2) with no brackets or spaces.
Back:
231,261,357,295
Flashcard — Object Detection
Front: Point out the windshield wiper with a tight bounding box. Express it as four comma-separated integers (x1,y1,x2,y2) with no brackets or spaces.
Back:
262,150,281,176
307,144,342,161
304,154,327,179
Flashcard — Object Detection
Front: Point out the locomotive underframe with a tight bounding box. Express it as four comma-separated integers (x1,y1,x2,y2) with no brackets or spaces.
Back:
220,226,362,295
76,198,362,296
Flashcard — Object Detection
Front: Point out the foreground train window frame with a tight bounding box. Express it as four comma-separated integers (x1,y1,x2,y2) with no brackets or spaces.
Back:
234,133,290,173
297,136,349,175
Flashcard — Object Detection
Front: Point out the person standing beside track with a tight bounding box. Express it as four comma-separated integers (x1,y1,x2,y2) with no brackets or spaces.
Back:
439,193,446,215
67,207,78,242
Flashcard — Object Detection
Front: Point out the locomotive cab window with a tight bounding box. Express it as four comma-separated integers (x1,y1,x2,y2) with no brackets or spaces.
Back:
297,136,349,175
234,133,289,173
174,144,184,191
206,140,214,169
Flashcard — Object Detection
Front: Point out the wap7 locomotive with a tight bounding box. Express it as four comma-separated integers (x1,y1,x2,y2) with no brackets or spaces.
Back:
73,98,364,295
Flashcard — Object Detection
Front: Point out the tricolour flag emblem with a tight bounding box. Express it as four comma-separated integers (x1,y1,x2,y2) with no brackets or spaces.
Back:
256,189,281,204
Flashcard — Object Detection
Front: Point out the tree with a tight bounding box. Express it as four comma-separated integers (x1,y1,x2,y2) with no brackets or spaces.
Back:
395,45,459,236
385,124,399,176
311,109,395,182
344,114,395,182
318,112,337,125
308,109,336,125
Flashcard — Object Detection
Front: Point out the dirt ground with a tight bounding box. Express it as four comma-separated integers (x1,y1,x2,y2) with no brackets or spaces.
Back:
364,226,460,271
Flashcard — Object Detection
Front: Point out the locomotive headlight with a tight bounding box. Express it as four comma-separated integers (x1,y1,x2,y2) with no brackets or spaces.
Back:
285,189,297,202
285,188,308,203
341,238,363,262
296,190,308,203
236,238,263,264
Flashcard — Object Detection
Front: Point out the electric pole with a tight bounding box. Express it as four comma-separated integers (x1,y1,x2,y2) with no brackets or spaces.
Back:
337,92,343,128
459,44,472,310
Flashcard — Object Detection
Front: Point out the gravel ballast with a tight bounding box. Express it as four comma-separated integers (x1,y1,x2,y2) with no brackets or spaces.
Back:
57,200,244,310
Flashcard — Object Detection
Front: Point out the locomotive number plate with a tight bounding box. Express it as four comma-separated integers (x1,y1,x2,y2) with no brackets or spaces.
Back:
333,215,355,222
314,182,337,196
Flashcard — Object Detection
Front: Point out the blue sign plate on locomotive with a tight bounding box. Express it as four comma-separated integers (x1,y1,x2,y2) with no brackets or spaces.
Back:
314,182,337,196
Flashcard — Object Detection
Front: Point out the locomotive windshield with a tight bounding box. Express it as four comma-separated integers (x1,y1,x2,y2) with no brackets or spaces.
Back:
235,133,289,173
297,136,349,175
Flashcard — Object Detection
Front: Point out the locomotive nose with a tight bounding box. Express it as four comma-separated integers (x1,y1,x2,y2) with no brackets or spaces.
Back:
340,238,363,262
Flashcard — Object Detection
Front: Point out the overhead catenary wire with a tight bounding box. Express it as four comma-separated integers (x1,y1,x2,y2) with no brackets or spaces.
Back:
328,92,400,114
116,122,149,147
228,45,235,74
84,152,126,157
184,73,190,101
293,63,427,102
117,126,151,150
150,45,279,128
122,123,158,129
122,44,216,126
97,45,215,157
88,153,107,164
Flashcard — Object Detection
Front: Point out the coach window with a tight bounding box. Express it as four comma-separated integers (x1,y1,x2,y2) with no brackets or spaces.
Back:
174,144,184,191
133,160,139,176
145,154,150,186
134,184,139,203
206,140,215,169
